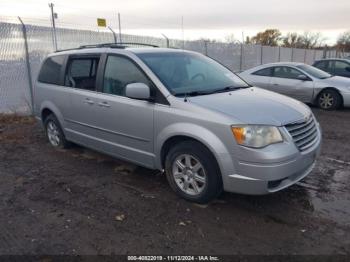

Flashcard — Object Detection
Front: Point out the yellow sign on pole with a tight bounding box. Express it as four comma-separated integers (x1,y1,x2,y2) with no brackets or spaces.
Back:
97,18,106,27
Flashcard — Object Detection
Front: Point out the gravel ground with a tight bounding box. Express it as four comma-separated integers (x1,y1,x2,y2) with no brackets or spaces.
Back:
0,108,349,255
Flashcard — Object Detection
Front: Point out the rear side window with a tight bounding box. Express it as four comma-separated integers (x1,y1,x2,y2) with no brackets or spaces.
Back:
65,57,100,91
252,67,272,76
38,55,65,85
314,61,328,71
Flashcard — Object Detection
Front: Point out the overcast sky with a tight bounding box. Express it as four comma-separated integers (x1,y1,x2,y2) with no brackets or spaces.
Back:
1,0,349,44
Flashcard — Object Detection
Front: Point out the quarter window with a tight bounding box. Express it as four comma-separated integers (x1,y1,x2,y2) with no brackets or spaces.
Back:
103,55,152,96
252,67,273,76
38,55,65,85
65,57,100,91
273,66,303,79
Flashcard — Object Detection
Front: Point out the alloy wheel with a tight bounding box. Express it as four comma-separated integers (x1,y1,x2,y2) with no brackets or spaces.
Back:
319,92,334,109
46,121,60,147
172,154,207,196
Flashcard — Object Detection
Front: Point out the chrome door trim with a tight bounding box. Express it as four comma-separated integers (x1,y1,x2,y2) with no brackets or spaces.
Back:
64,118,150,142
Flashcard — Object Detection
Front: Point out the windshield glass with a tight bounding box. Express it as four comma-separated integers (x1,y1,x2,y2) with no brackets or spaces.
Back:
136,51,249,96
296,64,332,79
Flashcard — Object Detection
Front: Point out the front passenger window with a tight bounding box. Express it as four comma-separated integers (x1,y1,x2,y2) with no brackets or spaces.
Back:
103,55,152,97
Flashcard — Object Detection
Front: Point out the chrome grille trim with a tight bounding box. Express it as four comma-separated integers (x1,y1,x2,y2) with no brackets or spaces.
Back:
285,116,318,152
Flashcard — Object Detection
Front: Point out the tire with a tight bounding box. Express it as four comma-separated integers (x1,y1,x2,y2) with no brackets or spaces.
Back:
44,114,70,149
317,89,342,110
165,141,223,204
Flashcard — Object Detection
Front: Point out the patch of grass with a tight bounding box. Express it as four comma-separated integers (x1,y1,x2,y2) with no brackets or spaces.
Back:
0,114,35,125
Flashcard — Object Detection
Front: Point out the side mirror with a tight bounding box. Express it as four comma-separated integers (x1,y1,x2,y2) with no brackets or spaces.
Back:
125,83,151,100
297,74,309,81
345,67,350,72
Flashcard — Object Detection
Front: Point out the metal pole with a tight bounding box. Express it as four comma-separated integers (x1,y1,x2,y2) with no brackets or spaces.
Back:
278,46,281,62
204,40,208,56
49,3,57,51
313,49,316,61
18,17,34,115
304,49,307,63
117,13,122,43
181,16,184,49
108,27,117,43
260,45,263,65
161,33,170,48
291,47,294,62
240,43,243,72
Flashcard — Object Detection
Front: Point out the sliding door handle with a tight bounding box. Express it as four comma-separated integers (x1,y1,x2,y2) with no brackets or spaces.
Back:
84,98,94,105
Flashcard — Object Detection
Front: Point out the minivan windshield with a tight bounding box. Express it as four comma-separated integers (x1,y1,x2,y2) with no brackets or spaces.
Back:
296,64,332,79
136,51,249,96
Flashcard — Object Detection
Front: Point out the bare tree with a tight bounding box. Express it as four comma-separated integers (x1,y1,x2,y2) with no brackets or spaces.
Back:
337,31,350,52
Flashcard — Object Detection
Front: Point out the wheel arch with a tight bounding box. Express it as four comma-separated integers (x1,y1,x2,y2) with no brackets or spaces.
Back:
39,101,66,131
315,87,344,107
156,123,233,176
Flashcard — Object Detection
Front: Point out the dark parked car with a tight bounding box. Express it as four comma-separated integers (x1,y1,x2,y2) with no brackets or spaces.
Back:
313,58,350,78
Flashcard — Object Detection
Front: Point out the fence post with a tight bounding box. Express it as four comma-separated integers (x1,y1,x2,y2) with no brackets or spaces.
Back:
278,46,281,62
313,49,316,62
161,34,170,48
108,27,117,43
303,49,307,63
240,43,244,71
204,40,208,56
291,47,294,62
18,17,34,115
260,45,263,65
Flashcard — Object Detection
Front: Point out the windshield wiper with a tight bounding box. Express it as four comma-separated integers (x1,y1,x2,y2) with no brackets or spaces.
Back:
174,90,211,97
206,86,247,94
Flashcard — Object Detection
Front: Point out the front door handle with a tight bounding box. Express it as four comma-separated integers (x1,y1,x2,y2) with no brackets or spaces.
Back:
98,101,111,108
84,98,94,105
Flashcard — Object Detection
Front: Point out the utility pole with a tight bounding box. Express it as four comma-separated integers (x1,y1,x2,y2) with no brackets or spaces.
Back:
118,13,122,43
48,3,58,51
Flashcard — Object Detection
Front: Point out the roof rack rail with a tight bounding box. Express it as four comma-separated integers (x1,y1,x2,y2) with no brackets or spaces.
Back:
55,42,159,53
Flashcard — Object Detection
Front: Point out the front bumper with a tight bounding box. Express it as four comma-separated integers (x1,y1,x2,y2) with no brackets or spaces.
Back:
221,123,322,195
341,91,350,107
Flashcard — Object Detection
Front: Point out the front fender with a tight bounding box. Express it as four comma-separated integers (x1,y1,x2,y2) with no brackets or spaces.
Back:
155,122,233,172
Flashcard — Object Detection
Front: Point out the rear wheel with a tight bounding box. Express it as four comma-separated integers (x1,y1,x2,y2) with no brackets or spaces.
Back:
317,89,342,110
44,114,70,149
165,141,222,203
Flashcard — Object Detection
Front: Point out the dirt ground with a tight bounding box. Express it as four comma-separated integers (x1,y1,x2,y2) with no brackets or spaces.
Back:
0,108,349,255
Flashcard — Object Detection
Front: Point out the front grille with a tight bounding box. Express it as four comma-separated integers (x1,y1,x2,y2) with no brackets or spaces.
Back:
285,116,318,152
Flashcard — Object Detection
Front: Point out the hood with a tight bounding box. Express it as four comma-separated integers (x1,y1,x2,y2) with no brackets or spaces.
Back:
188,87,311,126
318,76,350,90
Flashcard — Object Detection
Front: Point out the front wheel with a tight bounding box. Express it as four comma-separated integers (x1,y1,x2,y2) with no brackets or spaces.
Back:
317,89,342,110
165,141,222,203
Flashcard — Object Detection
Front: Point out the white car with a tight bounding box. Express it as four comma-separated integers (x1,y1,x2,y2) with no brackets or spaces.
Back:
239,62,350,110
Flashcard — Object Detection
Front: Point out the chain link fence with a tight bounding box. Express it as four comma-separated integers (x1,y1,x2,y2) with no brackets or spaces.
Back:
1,20,349,114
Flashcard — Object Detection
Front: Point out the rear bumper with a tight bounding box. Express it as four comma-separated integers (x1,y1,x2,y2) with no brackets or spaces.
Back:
221,125,322,195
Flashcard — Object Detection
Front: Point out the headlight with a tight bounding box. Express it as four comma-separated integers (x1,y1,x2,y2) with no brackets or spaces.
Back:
231,125,283,148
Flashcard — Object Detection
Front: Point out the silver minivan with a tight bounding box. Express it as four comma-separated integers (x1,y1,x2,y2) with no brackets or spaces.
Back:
34,44,322,203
